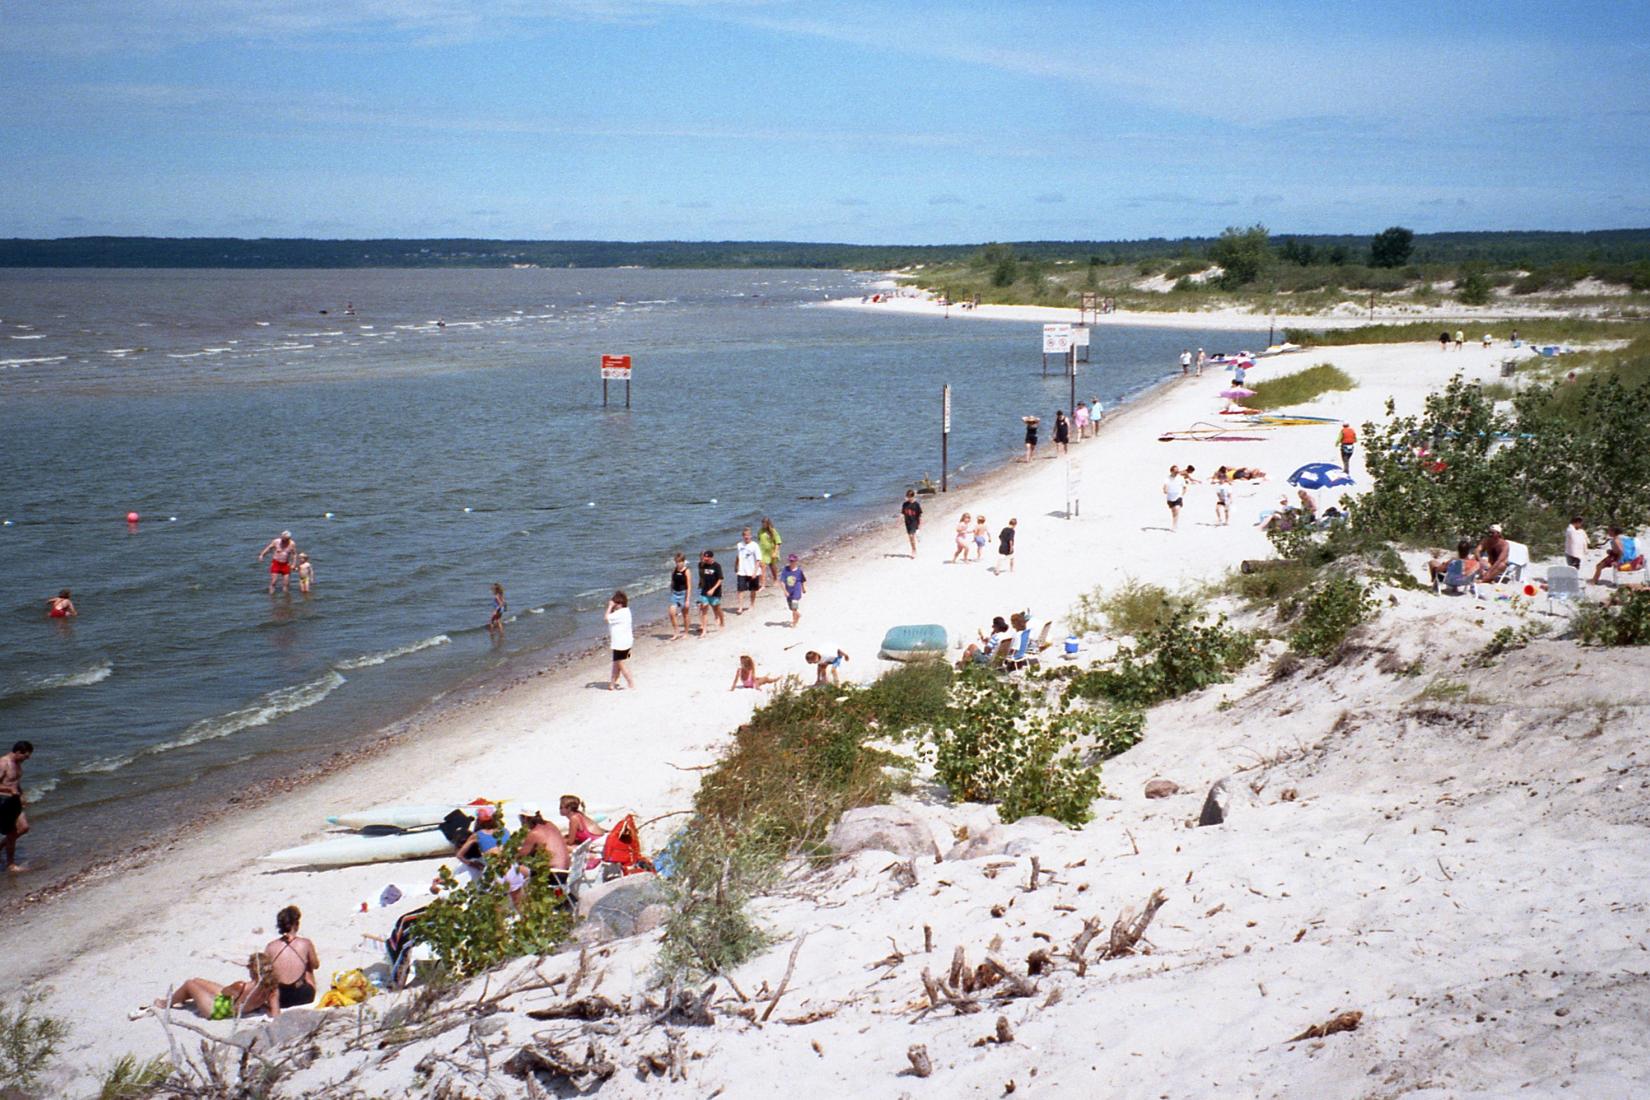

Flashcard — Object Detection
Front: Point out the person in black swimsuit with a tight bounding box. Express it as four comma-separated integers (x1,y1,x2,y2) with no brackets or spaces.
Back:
1053,411,1070,456
667,552,691,639
1023,416,1040,461
265,905,320,1008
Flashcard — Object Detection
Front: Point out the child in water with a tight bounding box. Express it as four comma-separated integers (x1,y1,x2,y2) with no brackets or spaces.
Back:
488,583,507,635
296,554,314,594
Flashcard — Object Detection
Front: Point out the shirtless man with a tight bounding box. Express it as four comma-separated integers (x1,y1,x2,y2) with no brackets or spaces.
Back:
1,741,34,873
514,803,573,893
257,530,300,594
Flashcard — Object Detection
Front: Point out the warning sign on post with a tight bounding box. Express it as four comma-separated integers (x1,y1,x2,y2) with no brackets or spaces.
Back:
1073,325,1091,348
600,354,632,379
1042,324,1073,354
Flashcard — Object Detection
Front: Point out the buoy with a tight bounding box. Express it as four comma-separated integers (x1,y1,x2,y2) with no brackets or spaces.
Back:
586,502,595,508
324,512,334,519
2,520,11,527
823,492,832,499
463,507,472,513
168,516,177,522
126,511,140,524
709,498,718,504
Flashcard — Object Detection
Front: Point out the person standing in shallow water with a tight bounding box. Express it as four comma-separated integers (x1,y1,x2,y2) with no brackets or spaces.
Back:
258,530,299,594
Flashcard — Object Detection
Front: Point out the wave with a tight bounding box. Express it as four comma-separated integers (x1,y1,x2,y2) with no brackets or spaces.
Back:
0,661,114,705
8,333,46,340
335,634,450,670
70,671,347,774
0,356,67,367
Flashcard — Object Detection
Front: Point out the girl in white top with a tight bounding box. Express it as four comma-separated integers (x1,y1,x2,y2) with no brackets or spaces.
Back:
605,591,635,691
1163,466,1186,533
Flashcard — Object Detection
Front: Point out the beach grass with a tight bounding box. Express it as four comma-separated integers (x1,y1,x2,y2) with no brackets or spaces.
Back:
1246,363,1355,409
1285,317,1648,347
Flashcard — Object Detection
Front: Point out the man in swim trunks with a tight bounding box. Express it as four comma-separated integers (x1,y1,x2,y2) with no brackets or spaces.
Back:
696,550,725,635
257,530,299,594
900,490,923,558
514,803,572,900
2,741,34,872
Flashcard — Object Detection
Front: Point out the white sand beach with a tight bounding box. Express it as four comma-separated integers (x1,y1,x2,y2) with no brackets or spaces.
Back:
6,327,1646,1096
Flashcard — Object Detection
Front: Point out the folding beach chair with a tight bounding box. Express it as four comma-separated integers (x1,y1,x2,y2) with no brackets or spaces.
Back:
1502,541,1530,583
983,637,1016,670
1434,558,1478,597
1003,628,1035,672
1545,565,1583,615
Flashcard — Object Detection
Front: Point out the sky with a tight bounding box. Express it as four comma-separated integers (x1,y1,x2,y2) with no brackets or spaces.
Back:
2,0,1648,243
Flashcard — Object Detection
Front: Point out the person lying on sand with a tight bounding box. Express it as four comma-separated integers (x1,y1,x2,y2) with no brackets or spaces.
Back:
730,654,781,691
143,952,279,1021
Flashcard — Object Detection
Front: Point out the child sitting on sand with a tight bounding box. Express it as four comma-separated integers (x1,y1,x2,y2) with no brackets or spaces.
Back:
730,654,781,691
805,648,850,686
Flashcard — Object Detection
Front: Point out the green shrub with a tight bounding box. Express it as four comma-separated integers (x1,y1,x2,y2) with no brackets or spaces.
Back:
1065,607,1258,707
1288,576,1378,657
1069,579,1183,637
98,1054,173,1100
1456,269,1493,305
1573,588,1650,646
930,670,1106,825
656,821,776,978
419,839,574,979
1165,258,1206,279
0,993,67,1094
1246,362,1356,409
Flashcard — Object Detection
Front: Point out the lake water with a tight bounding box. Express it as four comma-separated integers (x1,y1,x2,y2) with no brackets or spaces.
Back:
0,267,1251,890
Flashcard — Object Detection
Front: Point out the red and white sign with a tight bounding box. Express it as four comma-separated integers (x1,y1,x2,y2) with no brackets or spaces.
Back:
1042,324,1073,354
600,354,632,380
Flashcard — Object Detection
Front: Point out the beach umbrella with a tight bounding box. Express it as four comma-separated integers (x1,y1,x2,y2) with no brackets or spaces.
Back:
1288,462,1355,490
1220,387,1256,399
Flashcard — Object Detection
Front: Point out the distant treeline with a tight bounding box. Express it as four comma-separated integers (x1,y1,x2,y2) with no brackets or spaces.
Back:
4,229,1650,270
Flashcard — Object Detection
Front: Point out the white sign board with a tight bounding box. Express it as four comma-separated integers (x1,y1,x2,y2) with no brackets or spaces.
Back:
1042,324,1073,354
1073,325,1091,348
600,367,631,379
942,385,952,433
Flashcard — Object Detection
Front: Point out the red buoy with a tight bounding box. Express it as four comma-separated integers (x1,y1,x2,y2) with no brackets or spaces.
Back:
126,511,140,524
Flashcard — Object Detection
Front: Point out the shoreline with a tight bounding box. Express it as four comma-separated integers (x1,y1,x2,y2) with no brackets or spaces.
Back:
820,284,1630,330
1,324,1534,1087
0,352,1187,922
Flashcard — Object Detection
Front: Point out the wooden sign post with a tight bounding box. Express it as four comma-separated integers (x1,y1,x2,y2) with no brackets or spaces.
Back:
600,354,632,408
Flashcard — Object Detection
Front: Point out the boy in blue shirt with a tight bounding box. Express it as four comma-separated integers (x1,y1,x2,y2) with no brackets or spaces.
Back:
779,554,806,627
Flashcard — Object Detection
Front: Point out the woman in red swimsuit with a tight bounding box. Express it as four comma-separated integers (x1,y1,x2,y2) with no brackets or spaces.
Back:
46,589,76,619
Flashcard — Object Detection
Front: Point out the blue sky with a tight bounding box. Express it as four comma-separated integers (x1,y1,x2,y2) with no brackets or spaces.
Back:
3,0,1647,243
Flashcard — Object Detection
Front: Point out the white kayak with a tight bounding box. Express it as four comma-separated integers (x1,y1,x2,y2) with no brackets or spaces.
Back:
262,829,455,868
327,802,495,831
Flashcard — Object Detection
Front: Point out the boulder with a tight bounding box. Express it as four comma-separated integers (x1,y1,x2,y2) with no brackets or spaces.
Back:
1198,778,1233,826
577,873,671,940
945,825,1006,862
246,1008,328,1053
826,806,941,861
1144,779,1180,799
1000,815,1068,857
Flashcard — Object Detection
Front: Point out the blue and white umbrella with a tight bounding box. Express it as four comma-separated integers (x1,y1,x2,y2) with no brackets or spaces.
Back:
1288,462,1355,491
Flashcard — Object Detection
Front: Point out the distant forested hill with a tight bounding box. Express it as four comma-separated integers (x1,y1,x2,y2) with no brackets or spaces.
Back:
3,230,1650,269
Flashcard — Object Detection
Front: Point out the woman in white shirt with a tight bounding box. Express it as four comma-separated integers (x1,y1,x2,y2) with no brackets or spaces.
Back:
605,590,635,691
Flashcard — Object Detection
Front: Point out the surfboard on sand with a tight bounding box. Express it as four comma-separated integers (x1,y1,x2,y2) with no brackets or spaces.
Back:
262,829,455,868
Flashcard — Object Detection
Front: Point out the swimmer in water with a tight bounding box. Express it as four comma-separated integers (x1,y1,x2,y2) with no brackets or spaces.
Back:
46,589,76,619
296,553,314,595
488,583,507,636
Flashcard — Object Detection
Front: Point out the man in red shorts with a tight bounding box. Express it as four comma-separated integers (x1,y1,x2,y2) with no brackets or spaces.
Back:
258,530,299,594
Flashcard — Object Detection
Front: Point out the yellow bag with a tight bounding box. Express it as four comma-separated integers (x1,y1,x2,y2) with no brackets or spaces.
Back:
315,968,375,1009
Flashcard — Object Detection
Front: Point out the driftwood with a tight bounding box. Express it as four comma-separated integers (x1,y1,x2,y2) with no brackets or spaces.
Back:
1068,916,1104,976
503,1040,617,1086
1288,1010,1363,1043
884,858,919,892
759,935,807,1024
906,1044,933,1078
1102,888,1168,959
920,967,982,1016
526,995,622,1022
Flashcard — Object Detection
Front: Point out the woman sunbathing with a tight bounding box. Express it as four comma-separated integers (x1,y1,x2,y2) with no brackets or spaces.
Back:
1428,540,1482,589
560,795,606,846
148,952,279,1021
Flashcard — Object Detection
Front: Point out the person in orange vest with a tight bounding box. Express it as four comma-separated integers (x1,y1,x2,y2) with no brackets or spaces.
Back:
1337,423,1357,474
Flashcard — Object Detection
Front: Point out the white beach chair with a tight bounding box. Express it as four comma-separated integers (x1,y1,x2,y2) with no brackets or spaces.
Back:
1502,541,1530,583
1545,565,1583,615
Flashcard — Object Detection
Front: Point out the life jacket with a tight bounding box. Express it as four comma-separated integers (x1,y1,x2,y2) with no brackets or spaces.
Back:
1340,425,1357,445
